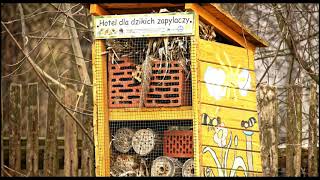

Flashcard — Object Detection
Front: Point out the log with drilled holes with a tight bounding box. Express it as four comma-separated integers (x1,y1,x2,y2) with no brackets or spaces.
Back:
110,154,140,177
113,128,135,153
151,156,182,176
182,158,194,177
131,128,160,156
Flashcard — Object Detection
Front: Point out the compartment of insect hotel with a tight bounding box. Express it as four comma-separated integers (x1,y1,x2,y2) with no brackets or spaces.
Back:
109,121,194,177
106,36,194,177
106,37,192,108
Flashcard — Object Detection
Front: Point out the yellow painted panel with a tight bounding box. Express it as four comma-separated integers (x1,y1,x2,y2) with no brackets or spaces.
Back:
200,82,257,111
200,166,263,177
199,61,256,91
199,104,259,131
201,145,262,174
201,125,261,152
199,39,255,70
109,106,193,120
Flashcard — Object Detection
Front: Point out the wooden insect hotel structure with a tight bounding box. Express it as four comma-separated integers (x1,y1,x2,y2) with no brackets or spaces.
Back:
90,3,268,177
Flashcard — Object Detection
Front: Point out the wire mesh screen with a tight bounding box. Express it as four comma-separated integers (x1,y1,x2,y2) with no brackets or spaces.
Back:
106,36,195,177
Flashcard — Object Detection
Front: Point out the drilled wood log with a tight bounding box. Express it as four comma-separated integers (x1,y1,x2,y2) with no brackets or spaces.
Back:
308,82,318,177
258,85,278,176
113,128,135,153
110,154,140,177
8,84,22,176
44,83,58,176
182,158,194,177
151,156,182,176
132,128,161,156
64,85,78,176
26,83,39,176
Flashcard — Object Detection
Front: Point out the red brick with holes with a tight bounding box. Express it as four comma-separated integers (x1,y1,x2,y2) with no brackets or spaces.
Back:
108,57,141,108
163,130,193,158
145,59,192,107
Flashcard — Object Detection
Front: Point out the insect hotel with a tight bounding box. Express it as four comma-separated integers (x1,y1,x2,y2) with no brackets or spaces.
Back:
90,3,268,177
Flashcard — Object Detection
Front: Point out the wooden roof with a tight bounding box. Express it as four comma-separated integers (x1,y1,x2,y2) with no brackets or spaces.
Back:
89,3,268,48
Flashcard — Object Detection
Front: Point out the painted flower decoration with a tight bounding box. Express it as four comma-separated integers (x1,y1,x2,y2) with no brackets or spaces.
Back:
213,124,228,147
204,67,227,100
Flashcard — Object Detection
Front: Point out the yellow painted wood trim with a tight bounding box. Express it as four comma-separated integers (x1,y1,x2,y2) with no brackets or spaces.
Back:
90,4,109,16
201,146,262,172
201,126,261,152
208,3,269,47
199,104,260,131
201,166,263,176
199,39,255,71
92,40,110,176
109,106,193,121
185,3,256,51
199,61,256,91
200,82,257,111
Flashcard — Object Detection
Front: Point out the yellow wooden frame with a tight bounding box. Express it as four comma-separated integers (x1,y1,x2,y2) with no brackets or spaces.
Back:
91,3,265,177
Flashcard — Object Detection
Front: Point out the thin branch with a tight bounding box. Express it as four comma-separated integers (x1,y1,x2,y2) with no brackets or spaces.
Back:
256,38,285,88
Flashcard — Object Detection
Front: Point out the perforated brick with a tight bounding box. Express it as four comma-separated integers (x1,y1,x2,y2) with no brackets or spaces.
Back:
145,59,191,107
108,57,141,108
163,130,193,158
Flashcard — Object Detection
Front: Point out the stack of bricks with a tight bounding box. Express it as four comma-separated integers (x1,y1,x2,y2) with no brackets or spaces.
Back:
145,59,191,107
163,130,193,158
108,57,141,108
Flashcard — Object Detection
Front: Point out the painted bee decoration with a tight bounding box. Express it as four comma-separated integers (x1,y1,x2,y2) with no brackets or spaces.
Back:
241,117,257,129
201,113,221,126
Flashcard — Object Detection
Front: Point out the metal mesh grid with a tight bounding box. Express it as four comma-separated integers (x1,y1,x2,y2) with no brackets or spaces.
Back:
105,36,195,177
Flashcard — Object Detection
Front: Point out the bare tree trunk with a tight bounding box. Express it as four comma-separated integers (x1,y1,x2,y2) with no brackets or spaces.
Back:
258,85,278,176
8,84,22,176
64,85,78,176
308,82,318,176
26,83,39,176
43,84,58,176
286,85,302,176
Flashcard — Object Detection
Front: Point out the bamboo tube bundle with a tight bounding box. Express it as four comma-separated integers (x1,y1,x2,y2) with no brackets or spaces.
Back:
113,128,135,153
182,158,194,177
151,156,182,176
110,154,140,177
132,128,161,156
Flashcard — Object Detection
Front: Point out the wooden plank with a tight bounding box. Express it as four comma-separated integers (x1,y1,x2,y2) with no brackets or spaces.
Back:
109,106,192,121
8,83,22,176
81,86,94,176
201,145,262,173
43,84,58,176
200,82,257,111
199,104,259,131
26,83,39,176
185,3,256,51
257,85,278,176
199,61,256,91
90,4,109,16
64,85,78,176
199,39,255,71
201,166,263,177
201,126,261,152
92,40,110,176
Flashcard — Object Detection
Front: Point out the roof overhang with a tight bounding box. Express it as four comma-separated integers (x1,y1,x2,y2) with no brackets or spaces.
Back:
88,3,268,49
